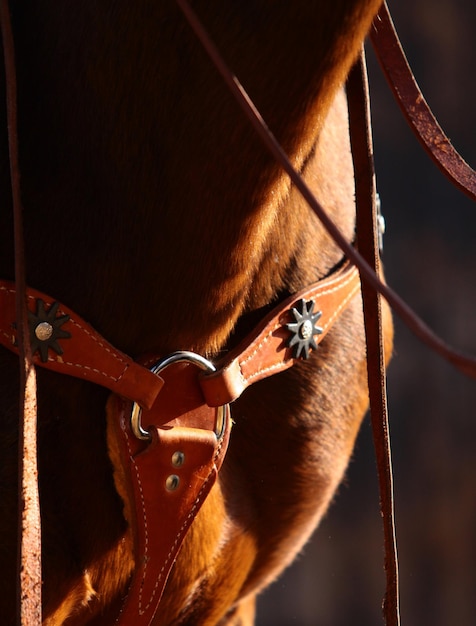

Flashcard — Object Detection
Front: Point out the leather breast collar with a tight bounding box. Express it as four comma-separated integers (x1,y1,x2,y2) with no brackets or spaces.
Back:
0,262,359,412
0,260,360,623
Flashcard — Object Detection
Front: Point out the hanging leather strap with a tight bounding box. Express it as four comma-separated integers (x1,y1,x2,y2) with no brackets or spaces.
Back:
371,2,476,203
0,1,42,624
348,52,400,626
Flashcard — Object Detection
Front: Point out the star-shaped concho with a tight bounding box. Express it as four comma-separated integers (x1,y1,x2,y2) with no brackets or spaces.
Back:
28,299,71,363
286,298,323,359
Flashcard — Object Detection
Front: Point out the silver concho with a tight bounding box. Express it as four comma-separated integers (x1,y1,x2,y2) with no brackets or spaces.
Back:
27,299,71,362
286,298,323,359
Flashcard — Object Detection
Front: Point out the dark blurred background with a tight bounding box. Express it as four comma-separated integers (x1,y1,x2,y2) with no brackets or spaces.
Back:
258,1,476,624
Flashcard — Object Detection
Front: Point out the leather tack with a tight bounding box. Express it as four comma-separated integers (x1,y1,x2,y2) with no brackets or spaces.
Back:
200,263,360,407
107,365,231,625
0,281,163,409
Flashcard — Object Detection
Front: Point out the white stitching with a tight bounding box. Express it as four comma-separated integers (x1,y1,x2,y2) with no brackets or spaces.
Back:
45,359,129,384
0,284,130,383
113,404,149,625
136,434,224,615
242,274,360,385
67,318,128,367
239,269,358,369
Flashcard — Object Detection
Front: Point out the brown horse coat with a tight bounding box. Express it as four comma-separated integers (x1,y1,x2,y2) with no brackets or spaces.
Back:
0,1,391,624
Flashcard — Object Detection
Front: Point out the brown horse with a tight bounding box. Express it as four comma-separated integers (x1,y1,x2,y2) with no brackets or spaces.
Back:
0,1,392,624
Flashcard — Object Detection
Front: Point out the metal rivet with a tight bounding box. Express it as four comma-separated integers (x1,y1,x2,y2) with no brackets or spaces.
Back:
35,322,54,342
171,451,185,468
165,474,180,491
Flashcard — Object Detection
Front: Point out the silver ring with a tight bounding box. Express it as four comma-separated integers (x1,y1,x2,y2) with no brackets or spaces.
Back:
130,351,228,442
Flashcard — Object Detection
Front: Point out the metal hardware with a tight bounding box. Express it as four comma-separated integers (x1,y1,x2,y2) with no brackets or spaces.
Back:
165,475,180,491
130,351,228,442
27,299,71,362
35,321,53,341
286,299,323,359
171,451,185,467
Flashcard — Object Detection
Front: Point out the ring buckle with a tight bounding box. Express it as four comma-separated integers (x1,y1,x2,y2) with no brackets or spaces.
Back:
130,351,228,442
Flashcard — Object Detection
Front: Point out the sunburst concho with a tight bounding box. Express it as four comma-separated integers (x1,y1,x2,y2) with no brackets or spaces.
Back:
286,298,323,359
28,299,71,363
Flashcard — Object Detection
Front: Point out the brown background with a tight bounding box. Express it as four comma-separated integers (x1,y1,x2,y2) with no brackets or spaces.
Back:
258,1,476,624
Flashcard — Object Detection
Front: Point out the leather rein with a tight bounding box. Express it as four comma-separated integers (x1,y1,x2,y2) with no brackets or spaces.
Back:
2,1,476,625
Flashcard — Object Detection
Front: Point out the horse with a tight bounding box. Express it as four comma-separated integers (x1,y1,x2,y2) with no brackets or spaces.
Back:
0,1,392,624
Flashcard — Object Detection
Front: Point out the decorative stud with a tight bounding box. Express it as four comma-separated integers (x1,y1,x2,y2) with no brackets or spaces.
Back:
165,474,180,492
171,451,185,468
286,298,323,359
35,321,54,342
28,299,71,363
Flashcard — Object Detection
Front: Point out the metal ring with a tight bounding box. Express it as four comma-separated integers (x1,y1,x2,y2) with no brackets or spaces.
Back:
130,351,228,442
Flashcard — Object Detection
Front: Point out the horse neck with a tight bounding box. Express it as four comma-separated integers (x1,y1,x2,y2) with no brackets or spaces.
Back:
1,1,378,357
0,2,382,624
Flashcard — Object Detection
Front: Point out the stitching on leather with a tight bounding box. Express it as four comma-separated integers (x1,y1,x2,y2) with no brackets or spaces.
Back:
0,284,130,382
321,281,360,333
44,359,128,384
0,284,16,297
66,318,128,366
113,404,150,624
243,277,360,385
136,435,224,616
239,269,359,371
0,328,15,345
137,438,223,615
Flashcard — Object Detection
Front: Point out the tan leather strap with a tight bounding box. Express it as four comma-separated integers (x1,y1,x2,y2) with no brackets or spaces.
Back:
0,281,164,409
200,263,360,407
348,52,400,626
371,2,476,203
0,264,359,413
108,365,231,625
